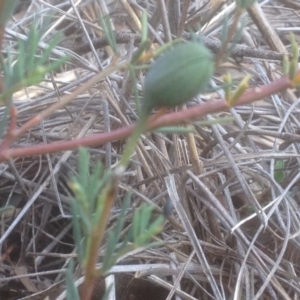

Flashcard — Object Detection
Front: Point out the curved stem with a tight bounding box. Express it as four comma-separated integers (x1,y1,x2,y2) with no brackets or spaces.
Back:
0,73,293,162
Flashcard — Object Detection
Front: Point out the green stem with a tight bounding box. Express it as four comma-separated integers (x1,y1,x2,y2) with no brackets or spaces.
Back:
117,111,148,170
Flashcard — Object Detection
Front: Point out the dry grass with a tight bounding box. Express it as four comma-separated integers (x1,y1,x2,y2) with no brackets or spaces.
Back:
1,0,300,299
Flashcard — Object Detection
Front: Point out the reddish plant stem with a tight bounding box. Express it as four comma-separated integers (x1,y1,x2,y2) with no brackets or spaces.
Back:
0,63,127,156
9,106,17,133
0,73,293,162
80,179,116,300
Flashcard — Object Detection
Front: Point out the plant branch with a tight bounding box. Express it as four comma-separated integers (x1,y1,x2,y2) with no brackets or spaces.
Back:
0,62,128,155
16,62,128,137
0,72,293,162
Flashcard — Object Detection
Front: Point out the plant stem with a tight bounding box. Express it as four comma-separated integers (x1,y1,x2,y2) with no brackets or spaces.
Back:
80,176,116,300
116,111,149,172
0,72,294,162
17,62,128,138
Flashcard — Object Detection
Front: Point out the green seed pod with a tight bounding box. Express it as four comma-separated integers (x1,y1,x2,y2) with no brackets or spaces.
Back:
142,42,214,114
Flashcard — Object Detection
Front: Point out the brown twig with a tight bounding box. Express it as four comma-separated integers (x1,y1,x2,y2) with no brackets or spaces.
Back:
200,129,300,157
247,1,286,53
72,31,290,62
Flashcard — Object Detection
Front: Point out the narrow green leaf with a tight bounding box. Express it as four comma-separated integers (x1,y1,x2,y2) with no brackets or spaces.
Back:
70,202,84,263
131,39,151,64
42,54,69,74
99,15,118,55
78,148,89,191
88,163,104,214
136,215,164,246
114,194,131,241
16,39,26,85
102,244,135,275
0,205,14,215
146,215,164,235
274,160,285,183
93,187,108,226
37,33,63,66
102,231,118,271
155,126,196,133
76,202,92,235
289,33,299,80
282,54,290,76
141,10,148,43
129,64,141,115
139,204,153,234
26,25,39,73
132,207,140,241
0,107,9,139
69,181,85,205
66,260,81,300
102,195,132,272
